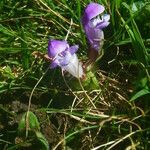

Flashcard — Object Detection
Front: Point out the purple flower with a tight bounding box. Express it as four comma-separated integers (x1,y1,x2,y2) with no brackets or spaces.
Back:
48,40,83,78
82,2,110,51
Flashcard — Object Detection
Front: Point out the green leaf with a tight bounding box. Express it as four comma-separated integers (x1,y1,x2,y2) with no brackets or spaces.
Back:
131,1,144,12
0,24,16,36
82,68,100,90
130,89,150,102
35,131,49,150
122,2,148,66
18,111,40,133
0,66,15,79
18,113,26,132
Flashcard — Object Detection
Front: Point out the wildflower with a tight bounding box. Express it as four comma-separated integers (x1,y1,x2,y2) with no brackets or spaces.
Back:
82,2,110,51
48,40,83,78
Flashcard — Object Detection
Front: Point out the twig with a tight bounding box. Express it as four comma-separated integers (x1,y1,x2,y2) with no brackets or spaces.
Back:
25,67,49,138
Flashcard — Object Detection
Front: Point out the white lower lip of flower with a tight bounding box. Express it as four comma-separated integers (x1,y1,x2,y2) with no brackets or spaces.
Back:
103,14,110,22
89,14,110,28
90,15,102,27
61,54,83,78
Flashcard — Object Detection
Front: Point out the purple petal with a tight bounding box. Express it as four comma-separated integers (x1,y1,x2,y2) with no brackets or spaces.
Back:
51,51,72,68
96,21,110,29
82,3,105,26
85,26,104,50
48,40,69,58
68,45,79,55
50,60,58,68
59,51,72,66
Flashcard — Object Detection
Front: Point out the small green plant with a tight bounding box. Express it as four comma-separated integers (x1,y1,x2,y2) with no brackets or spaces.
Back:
18,111,49,150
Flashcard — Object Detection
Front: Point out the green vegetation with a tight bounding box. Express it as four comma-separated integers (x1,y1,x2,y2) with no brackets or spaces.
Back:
0,0,150,149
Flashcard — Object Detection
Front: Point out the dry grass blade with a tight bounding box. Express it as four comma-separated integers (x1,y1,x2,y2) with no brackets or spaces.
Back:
106,130,141,150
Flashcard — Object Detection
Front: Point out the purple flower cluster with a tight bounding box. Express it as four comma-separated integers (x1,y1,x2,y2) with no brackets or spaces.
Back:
47,2,110,78
48,40,83,78
82,3,110,51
